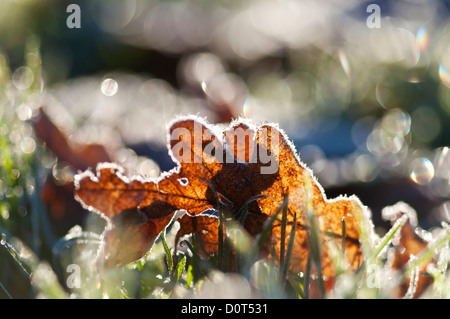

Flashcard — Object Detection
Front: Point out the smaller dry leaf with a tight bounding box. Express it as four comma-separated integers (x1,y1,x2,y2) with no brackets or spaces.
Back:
100,205,175,268
383,202,434,298
32,108,112,227
392,222,433,298
175,214,221,257
32,108,112,170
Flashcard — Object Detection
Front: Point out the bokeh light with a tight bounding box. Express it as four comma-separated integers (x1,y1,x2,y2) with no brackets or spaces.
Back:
410,158,435,185
12,66,34,90
416,25,430,52
101,78,119,96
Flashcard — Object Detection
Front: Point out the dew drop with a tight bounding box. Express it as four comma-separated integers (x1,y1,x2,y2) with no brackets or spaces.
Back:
12,66,34,90
410,158,434,185
137,158,160,178
20,137,36,154
27,184,35,195
1,210,9,220
381,109,411,137
13,186,23,198
10,169,20,180
17,104,32,121
439,48,450,89
354,154,376,182
338,49,351,77
439,64,450,89
201,81,207,93
52,163,74,183
101,78,118,96
243,98,252,117
416,25,429,52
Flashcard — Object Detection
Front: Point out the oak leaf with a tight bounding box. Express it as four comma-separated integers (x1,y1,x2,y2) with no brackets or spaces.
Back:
32,108,112,171
75,117,365,275
32,108,112,227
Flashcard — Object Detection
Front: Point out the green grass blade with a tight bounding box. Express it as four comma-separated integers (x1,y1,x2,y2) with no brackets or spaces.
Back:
403,266,419,299
279,194,288,272
176,254,187,282
304,173,325,298
280,211,297,286
0,281,12,299
218,210,224,271
374,214,408,258
308,218,325,298
31,156,57,248
0,234,33,278
181,237,202,283
255,192,289,252
161,230,173,274
186,264,194,288
240,193,288,278
341,218,346,255
31,262,68,299
237,194,267,225
52,230,101,258
181,239,197,260
25,35,42,93
304,252,312,299
404,230,450,276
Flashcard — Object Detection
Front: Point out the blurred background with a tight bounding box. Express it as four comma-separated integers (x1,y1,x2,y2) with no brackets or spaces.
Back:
0,0,450,297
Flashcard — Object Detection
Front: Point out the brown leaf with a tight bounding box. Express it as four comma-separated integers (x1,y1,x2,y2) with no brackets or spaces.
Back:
101,205,175,268
74,117,224,267
75,117,365,273
382,202,434,298
175,214,221,257
391,221,433,298
228,121,364,278
32,108,113,228
32,109,111,170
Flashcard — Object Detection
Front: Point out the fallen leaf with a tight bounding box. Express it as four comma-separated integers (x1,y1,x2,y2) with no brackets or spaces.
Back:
392,221,433,298
32,108,112,171
100,204,176,268
75,116,365,274
175,214,221,257
32,108,113,229
382,202,434,298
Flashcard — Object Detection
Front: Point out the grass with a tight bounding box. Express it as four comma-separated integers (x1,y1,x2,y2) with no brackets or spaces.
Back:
1,176,449,299
0,45,449,299
2,181,447,299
